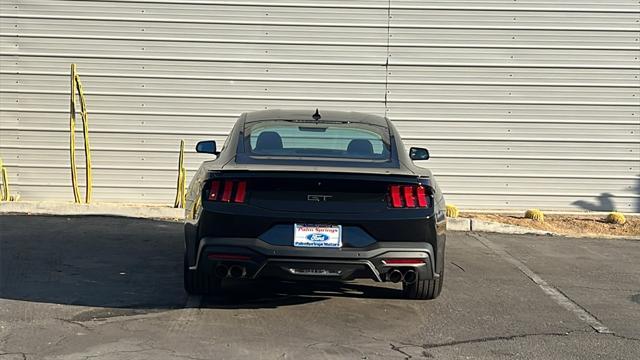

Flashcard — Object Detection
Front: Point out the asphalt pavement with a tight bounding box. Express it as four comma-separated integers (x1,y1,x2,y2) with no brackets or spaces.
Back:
0,215,638,359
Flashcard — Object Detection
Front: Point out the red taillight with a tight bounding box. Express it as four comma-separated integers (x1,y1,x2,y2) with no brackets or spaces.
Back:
388,184,430,208
208,181,221,201
390,185,403,208
221,181,233,202
234,181,246,203
403,186,416,208
207,180,248,203
416,185,429,207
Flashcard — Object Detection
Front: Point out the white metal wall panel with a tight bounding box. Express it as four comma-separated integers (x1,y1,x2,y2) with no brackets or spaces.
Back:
1,0,639,211
388,0,640,211
0,0,389,205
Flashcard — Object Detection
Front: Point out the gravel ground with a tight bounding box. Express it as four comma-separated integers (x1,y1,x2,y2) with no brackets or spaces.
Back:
462,213,640,238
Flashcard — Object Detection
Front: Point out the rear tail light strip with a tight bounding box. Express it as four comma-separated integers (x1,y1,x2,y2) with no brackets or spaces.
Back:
388,184,430,208
208,180,247,203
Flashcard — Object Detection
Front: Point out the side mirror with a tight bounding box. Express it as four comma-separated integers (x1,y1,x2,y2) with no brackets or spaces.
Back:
409,147,429,160
195,140,217,154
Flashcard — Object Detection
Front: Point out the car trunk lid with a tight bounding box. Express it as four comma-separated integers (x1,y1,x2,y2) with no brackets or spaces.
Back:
206,171,427,214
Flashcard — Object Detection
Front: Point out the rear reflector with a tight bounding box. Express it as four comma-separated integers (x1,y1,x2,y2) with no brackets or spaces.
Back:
207,179,248,203
388,184,430,208
382,258,426,265
207,253,251,261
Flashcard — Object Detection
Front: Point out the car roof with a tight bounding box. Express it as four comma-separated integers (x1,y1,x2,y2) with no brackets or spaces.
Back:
243,109,389,127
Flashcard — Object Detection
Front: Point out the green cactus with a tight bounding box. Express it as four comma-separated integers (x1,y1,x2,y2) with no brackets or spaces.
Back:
524,209,544,222
606,212,626,225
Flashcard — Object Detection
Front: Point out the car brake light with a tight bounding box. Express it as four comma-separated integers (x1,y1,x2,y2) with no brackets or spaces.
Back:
390,185,403,208
220,181,234,202
234,181,246,203
416,185,429,207
208,180,248,203
208,181,221,201
403,186,416,207
388,184,430,208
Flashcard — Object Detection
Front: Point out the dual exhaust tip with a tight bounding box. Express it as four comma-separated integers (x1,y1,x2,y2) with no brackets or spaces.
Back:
214,264,246,279
387,268,417,284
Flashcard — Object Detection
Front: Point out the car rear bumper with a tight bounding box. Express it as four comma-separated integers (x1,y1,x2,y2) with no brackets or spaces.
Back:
191,237,436,282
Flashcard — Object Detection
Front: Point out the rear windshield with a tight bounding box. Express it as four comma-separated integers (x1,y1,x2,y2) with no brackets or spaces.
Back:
244,120,391,161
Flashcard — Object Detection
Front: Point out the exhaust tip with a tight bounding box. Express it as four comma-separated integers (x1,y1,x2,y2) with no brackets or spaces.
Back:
403,269,417,284
228,265,246,279
214,265,228,278
388,269,403,283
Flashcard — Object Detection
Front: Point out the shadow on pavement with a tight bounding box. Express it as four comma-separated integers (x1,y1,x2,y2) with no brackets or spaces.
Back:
202,279,402,309
0,215,402,311
0,215,186,309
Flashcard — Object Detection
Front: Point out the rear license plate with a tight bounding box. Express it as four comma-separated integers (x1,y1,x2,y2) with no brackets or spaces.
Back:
294,224,342,248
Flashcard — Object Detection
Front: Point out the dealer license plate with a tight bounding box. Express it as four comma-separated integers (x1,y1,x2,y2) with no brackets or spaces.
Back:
293,224,342,248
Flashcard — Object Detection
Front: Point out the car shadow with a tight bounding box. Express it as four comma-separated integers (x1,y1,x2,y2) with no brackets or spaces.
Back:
0,215,402,312
0,215,187,310
201,279,402,309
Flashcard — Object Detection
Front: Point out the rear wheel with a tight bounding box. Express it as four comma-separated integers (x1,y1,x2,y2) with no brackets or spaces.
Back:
184,254,222,295
402,269,444,300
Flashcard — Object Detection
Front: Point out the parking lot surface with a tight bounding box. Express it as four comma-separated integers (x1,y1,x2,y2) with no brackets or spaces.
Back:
1,215,638,359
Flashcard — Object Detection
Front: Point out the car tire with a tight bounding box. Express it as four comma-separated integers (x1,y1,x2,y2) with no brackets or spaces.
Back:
183,254,222,295
402,269,444,300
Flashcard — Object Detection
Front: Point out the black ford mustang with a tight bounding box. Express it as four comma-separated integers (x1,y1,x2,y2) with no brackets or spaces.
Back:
184,109,447,299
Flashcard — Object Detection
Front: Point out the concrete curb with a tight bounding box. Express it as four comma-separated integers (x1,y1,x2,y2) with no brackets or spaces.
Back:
446,218,471,231
447,217,552,236
470,219,553,236
0,201,184,221
448,217,639,240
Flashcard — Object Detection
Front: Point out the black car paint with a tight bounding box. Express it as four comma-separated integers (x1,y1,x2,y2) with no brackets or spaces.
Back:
184,110,447,283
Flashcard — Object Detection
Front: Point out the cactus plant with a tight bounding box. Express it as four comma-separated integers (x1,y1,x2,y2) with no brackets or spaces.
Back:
446,204,459,218
606,212,626,225
524,209,544,222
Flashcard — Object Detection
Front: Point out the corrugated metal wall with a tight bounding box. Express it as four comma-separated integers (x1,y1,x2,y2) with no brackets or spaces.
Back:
1,0,639,211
